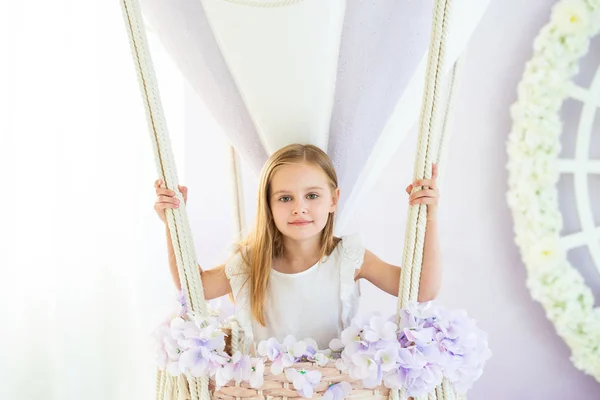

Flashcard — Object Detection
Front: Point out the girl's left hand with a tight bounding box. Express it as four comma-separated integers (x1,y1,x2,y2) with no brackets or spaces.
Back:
405,163,440,220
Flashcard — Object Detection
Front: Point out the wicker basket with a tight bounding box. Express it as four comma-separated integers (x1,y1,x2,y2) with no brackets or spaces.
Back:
210,361,390,400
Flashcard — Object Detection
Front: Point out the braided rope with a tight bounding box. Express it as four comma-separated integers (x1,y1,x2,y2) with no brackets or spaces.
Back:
393,0,461,399
397,0,453,311
443,378,456,400
156,369,165,400
435,383,444,400
231,319,241,354
120,0,211,398
120,0,208,315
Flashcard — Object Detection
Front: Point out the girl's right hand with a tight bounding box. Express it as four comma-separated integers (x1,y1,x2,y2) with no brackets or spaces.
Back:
154,179,188,224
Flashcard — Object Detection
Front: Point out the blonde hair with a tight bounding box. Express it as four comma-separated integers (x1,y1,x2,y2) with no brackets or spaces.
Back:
235,144,340,326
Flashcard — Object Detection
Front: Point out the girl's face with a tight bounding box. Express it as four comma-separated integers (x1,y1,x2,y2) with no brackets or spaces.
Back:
269,162,339,241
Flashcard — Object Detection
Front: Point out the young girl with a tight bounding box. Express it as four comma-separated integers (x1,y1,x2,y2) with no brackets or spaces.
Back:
153,144,441,350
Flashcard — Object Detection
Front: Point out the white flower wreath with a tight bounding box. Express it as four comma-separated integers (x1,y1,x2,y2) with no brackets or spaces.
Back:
507,0,600,381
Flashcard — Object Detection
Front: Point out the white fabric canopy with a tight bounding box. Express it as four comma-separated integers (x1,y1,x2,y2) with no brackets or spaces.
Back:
140,0,490,230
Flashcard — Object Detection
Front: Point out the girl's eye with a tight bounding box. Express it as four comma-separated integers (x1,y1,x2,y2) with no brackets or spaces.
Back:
307,193,319,200
279,196,292,202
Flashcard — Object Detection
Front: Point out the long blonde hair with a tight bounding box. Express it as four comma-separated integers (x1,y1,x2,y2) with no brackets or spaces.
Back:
236,144,340,326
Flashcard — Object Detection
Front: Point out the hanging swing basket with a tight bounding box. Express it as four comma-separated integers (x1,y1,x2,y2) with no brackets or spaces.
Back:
119,0,490,397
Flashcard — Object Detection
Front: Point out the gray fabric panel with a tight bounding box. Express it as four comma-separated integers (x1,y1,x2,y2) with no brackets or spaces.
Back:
328,0,433,210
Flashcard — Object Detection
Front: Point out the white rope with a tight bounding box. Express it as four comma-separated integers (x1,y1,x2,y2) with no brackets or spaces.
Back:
120,0,208,315
120,0,211,399
397,0,453,311
156,369,166,400
231,319,241,354
393,0,460,399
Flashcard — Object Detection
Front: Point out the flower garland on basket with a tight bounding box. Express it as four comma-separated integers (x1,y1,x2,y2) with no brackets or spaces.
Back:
506,0,600,381
153,293,491,398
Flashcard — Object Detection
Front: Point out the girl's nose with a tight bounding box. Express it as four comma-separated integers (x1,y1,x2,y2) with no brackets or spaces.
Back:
292,201,307,215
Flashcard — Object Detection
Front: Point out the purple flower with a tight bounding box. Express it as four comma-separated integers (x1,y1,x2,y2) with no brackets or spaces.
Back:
322,382,352,400
257,335,311,375
257,337,282,361
179,345,212,376
153,320,186,376
210,351,253,389
230,352,252,384
397,302,439,333
249,357,265,388
303,338,320,357
173,316,228,377
214,358,234,389
257,337,292,374
433,310,492,392
363,315,398,343
285,368,322,398
283,335,308,360
175,290,187,317
384,348,443,397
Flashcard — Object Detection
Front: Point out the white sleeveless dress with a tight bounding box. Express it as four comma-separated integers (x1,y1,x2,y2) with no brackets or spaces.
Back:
224,234,365,351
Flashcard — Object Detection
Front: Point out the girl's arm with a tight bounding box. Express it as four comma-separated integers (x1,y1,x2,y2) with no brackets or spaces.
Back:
355,163,442,302
156,179,232,299
165,226,231,299
355,217,441,302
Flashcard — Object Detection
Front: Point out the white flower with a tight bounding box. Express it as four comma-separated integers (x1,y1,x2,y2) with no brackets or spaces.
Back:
314,352,331,367
508,0,600,381
283,335,308,359
551,0,592,34
522,236,565,269
249,358,265,388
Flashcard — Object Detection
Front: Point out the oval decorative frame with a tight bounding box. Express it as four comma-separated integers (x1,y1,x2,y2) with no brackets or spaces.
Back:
507,0,600,381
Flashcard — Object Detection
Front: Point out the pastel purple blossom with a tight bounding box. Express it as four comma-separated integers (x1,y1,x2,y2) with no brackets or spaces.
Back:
285,368,322,398
257,337,283,361
322,382,352,400
336,304,490,395
257,335,320,375
384,348,443,396
175,290,187,317
363,315,398,342
213,352,253,389
153,321,185,375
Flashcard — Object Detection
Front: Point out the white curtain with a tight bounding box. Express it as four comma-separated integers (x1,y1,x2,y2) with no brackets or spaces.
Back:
0,1,190,398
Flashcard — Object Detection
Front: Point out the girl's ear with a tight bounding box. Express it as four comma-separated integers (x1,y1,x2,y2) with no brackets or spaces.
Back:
330,187,341,213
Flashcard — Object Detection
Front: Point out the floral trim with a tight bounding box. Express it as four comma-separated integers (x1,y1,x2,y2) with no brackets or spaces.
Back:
154,301,490,398
507,0,600,381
